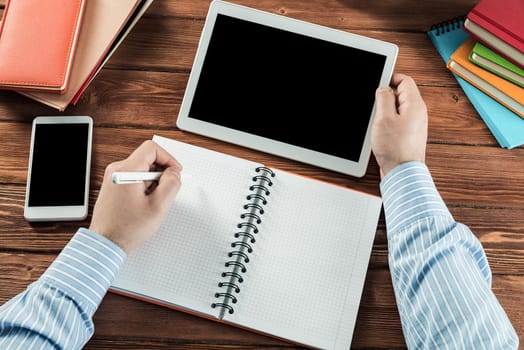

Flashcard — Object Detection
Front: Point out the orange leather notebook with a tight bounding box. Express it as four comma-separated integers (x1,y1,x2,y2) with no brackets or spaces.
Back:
0,0,86,94
447,38,524,118
20,0,153,111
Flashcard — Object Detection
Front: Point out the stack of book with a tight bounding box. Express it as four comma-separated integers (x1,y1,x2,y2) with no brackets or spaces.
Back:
447,0,524,120
0,0,153,111
427,0,524,149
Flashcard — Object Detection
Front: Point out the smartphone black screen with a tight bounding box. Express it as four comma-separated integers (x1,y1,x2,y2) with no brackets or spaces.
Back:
28,123,90,207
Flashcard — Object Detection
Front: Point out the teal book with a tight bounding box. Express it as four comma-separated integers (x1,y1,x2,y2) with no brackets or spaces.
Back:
469,42,524,88
427,16,524,149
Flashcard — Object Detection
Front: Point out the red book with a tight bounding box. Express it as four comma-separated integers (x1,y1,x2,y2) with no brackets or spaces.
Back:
464,0,524,68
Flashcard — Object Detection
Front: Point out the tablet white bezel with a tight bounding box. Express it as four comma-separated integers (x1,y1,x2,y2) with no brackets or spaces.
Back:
24,116,93,222
177,0,398,177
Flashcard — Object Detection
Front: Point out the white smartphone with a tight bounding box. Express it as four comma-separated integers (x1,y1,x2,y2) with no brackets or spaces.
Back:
24,116,93,222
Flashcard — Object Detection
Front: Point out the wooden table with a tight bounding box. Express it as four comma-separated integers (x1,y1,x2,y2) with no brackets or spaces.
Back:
0,0,522,348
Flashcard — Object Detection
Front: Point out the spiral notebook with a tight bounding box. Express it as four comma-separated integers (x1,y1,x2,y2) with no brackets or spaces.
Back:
110,135,382,350
427,16,524,149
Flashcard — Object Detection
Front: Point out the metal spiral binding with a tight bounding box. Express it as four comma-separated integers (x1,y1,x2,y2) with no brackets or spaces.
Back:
430,15,466,36
234,231,256,243
212,167,276,316
228,251,250,263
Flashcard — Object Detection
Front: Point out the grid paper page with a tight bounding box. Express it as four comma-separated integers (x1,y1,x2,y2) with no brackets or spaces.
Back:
226,169,382,350
111,135,261,318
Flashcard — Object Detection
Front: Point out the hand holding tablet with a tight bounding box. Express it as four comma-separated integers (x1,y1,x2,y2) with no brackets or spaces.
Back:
177,0,398,177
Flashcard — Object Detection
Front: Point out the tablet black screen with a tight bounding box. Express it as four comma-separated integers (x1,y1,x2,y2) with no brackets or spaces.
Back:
188,14,386,162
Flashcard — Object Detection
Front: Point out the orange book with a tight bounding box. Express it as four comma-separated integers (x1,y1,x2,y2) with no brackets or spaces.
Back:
20,0,148,111
447,38,524,118
0,0,86,94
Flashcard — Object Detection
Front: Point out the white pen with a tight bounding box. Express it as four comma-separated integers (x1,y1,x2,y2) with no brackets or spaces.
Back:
112,171,191,184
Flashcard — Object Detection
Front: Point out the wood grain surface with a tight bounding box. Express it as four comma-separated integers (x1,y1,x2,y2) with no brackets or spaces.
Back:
0,0,522,349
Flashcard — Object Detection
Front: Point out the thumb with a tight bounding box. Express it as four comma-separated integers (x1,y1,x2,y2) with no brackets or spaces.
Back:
374,86,397,120
151,166,182,207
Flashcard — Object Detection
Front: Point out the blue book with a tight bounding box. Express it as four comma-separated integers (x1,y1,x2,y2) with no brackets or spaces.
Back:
427,16,524,149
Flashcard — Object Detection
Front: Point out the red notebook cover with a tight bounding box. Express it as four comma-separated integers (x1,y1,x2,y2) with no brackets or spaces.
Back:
467,0,524,53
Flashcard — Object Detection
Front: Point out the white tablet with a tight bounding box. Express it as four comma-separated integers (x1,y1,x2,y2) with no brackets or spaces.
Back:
177,0,398,177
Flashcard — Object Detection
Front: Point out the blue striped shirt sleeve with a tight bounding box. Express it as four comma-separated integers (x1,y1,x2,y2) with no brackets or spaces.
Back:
0,228,126,350
381,162,519,349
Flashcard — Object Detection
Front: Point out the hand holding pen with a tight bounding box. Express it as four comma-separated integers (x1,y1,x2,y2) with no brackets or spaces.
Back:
89,140,183,253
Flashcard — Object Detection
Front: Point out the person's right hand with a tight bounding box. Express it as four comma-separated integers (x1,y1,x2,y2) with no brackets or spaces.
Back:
89,140,183,253
371,73,428,178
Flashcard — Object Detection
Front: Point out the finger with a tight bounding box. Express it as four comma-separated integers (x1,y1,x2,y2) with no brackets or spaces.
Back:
125,140,183,171
375,86,398,120
103,160,125,182
393,74,423,100
150,166,182,206
391,73,410,87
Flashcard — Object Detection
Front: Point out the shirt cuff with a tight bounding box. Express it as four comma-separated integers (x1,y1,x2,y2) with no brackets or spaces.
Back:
40,228,127,315
380,162,452,234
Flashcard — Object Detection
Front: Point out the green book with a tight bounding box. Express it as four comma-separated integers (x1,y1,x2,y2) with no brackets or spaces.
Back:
469,42,524,88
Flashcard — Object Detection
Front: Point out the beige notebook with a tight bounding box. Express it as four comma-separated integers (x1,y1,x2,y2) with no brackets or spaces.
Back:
20,0,152,111
110,135,382,350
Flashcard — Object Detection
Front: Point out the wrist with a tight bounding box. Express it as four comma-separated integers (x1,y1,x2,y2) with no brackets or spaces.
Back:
379,156,426,179
79,227,127,258
89,223,129,253
380,160,427,181
379,161,405,179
